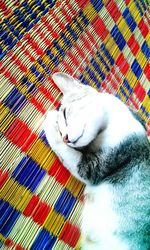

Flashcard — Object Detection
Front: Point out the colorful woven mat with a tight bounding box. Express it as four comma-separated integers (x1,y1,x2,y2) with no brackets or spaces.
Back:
0,0,150,249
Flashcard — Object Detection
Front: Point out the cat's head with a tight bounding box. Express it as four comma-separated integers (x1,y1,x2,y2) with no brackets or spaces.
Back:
52,73,106,148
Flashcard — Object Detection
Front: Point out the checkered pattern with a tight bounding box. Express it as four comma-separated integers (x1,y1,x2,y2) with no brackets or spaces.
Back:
0,0,150,249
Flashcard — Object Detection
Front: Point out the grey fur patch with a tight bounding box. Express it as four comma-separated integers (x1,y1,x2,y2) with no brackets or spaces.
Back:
78,133,150,249
78,134,150,185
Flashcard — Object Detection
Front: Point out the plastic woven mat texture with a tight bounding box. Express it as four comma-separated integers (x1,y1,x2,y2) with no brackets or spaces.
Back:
0,0,150,249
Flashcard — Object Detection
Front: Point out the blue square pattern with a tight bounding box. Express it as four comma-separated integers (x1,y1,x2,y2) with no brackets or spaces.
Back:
54,189,77,218
12,156,46,192
131,59,142,79
0,201,20,237
123,79,133,95
90,0,103,12
110,25,126,51
4,87,26,113
120,86,129,100
31,229,57,250
100,44,114,66
141,41,150,59
123,8,136,32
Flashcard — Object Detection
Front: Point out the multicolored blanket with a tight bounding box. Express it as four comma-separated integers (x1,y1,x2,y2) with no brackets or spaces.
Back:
1,0,150,249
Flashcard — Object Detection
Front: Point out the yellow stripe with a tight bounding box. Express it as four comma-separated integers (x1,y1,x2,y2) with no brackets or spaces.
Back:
141,112,147,122
44,209,65,235
27,138,57,171
119,92,128,103
16,189,32,212
143,95,150,115
104,37,120,61
128,1,141,23
125,69,138,88
0,177,32,213
136,50,147,69
145,32,150,46
93,51,112,77
0,178,15,199
27,74,37,86
1,105,15,133
82,71,98,88
66,176,84,197
83,2,97,22
0,233,5,243
117,18,132,41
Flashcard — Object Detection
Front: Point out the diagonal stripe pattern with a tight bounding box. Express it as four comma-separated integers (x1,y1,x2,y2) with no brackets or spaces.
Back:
0,0,150,249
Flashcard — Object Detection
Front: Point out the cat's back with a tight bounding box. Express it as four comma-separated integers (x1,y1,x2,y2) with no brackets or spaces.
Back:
82,168,150,250
112,158,150,250
82,135,150,250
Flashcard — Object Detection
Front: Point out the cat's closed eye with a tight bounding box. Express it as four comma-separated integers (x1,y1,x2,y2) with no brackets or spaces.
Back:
63,108,67,120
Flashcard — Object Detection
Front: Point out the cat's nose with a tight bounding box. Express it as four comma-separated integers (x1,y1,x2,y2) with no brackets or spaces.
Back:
63,134,70,143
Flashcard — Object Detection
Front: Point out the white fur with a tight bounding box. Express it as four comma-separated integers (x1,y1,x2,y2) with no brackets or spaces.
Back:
89,93,145,150
51,73,145,150
81,184,129,250
43,110,86,184
43,73,146,250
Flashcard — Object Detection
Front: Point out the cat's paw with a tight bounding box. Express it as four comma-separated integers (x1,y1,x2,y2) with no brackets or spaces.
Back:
43,110,63,148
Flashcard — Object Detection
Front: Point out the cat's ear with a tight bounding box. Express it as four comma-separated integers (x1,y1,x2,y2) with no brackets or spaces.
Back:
52,72,82,94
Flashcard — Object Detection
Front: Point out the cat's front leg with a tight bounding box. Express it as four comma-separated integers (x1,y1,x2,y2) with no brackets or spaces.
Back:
43,110,83,181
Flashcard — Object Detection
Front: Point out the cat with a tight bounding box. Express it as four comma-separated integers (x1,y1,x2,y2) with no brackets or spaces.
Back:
43,72,150,250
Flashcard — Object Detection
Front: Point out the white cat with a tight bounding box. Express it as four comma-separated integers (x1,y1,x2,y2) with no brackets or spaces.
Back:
43,73,150,250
